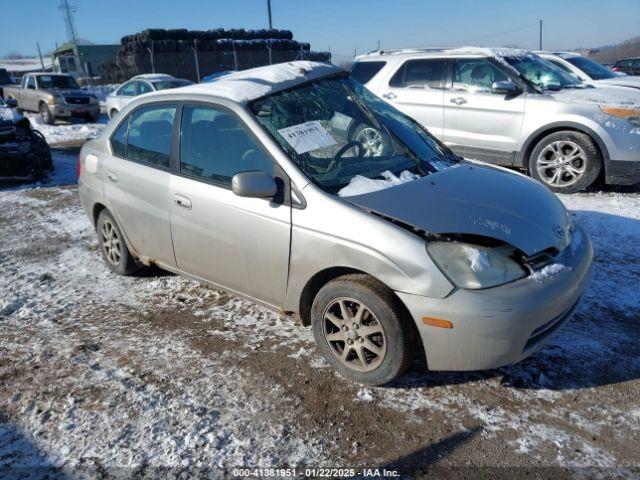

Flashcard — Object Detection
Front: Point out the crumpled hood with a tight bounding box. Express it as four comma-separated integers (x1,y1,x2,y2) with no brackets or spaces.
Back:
346,162,572,256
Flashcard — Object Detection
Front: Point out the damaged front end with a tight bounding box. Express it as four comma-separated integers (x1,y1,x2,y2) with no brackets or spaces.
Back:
0,115,53,181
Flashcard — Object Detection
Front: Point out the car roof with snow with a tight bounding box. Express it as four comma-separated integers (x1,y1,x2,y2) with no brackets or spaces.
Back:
150,61,342,104
354,46,532,62
132,73,175,81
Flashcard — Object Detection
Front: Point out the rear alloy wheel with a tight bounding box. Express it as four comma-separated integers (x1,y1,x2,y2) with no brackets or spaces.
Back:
96,210,139,275
529,131,601,193
311,274,414,385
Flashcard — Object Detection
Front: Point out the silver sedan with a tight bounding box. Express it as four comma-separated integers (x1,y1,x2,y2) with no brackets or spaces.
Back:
78,61,592,385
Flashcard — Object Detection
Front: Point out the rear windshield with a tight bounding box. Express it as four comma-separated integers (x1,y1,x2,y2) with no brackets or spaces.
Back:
350,61,386,84
152,79,193,90
566,56,616,80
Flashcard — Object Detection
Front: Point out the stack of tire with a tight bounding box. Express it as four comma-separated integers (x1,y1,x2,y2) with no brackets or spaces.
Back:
99,28,331,83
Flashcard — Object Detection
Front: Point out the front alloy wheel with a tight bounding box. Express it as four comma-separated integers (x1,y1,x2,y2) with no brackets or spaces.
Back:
322,297,387,372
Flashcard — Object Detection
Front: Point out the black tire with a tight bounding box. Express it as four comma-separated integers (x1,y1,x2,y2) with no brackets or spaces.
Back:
349,123,393,158
39,103,54,125
529,131,601,193
96,210,139,276
311,274,414,385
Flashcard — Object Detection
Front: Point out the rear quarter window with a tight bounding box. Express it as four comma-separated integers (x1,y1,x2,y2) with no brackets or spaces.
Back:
350,61,386,84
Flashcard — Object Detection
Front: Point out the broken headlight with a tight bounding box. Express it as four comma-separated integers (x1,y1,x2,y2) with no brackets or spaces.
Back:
427,242,526,289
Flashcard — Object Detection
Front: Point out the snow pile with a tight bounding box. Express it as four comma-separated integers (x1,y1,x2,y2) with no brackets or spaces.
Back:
25,112,106,145
338,170,419,197
355,388,374,402
82,84,119,103
531,263,570,283
157,61,342,103
461,245,490,272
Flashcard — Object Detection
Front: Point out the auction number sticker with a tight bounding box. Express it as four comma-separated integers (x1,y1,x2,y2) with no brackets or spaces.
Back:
278,121,337,154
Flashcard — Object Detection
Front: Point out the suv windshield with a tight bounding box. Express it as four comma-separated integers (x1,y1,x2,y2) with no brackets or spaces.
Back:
565,56,617,80
504,55,582,90
38,75,80,89
250,75,458,195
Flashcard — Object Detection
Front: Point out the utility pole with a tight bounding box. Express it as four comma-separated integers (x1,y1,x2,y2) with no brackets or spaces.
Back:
59,0,79,45
192,39,200,82
36,42,45,71
267,0,273,29
539,19,543,50
147,40,155,74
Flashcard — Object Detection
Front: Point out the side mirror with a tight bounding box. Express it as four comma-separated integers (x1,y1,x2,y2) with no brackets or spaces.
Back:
232,171,277,199
491,81,521,95
6,98,18,108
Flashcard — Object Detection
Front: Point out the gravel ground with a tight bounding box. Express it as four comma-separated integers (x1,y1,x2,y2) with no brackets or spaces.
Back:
1,149,639,479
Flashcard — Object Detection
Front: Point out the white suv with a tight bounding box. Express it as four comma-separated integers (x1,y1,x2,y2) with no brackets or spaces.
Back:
351,47,640,192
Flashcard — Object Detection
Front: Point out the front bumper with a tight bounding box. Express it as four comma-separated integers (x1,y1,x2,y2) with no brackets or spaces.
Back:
51,103,99,119
397,224,593,371
605,159,640,185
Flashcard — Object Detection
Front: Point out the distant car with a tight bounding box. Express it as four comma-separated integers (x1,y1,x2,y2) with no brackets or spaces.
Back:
78,61,593,385
352,47,640,192
537,52,640,89
202,71,233,83
0,68,14,99
3,73,99,125
0,97,53,181
105,74,193,119
612,58,640,76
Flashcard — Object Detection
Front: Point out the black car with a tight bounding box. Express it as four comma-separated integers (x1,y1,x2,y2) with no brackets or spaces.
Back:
0,98,53,181
612,58,640,76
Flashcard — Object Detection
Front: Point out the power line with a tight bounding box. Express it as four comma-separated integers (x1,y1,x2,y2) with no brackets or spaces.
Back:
450,21,540,45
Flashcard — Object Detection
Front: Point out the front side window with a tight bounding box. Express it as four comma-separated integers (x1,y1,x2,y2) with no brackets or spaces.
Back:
26,76,36,89
390,59,449,88
251,75,458,195
180,105,273,185
503,54,581,90
565,56,616,80
126,105,176,167
452,58,509,92
350,61,386,84
119,82,138,96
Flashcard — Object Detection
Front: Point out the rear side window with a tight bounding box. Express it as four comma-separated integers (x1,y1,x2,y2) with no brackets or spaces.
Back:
119,82,137,96
179,105,273,186
126,105,176,167
389,59,449,88
138,82,153,94
350,61,386,84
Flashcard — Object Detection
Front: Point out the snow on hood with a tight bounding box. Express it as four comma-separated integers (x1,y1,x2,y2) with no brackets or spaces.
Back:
0,106,22,124
595,76,640,90
156,61,343,103
338,170,419,197
346,161,572,256
550,85,640,108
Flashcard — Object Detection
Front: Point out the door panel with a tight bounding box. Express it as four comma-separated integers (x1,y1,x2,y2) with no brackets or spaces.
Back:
443,58,525,159
379,59,448,138
170,176,290,306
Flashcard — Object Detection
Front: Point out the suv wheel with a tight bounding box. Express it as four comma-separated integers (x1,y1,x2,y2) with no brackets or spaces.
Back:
39,103,54,125
311,274,414,385
96,210,139,275
529,131,601,193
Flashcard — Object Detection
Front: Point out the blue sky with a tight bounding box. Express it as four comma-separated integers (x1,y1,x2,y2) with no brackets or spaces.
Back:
3,0,639,58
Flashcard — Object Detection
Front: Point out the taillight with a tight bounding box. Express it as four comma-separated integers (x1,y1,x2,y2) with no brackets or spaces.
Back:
612,66,620,72
77,154,82,179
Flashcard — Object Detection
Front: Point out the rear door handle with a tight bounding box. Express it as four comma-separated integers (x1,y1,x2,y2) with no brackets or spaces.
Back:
107,171,118,183
450,97,467,105
382,92,397,100
174,194,192,210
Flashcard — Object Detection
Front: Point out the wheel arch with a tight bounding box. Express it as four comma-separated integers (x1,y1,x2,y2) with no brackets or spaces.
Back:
516,122,610,174
92,202,107,226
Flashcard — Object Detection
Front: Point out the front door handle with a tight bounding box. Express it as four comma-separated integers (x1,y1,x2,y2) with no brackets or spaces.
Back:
382,92,397,100
450,97,467,105
107,171,118,183
174,194,192,210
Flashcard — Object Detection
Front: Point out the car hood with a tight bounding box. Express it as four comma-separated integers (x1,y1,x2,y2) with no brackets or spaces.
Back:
549,85,640,108
593,77,640,90
346,162,572,256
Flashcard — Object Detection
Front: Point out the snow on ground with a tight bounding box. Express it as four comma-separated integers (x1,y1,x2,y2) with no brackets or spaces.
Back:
1,150,639,475
25,112,107,145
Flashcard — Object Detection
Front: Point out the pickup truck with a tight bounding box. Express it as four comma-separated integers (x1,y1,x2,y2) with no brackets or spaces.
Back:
4,73,99,125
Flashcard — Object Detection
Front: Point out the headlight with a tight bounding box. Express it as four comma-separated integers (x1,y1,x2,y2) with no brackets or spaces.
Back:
600,106,640,127
48,95,62,105
427,242,527,289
